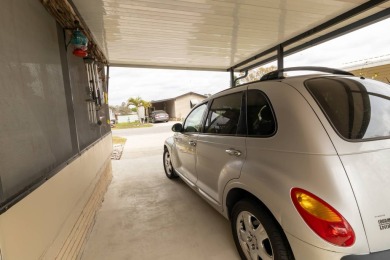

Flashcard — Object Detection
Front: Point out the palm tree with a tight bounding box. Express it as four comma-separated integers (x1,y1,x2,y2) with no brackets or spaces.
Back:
127,97,151,109
127,97,142,107
141,100,151,109
127,97,152,123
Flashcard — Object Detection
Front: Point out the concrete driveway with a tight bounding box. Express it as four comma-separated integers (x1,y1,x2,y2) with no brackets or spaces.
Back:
81,122,240,260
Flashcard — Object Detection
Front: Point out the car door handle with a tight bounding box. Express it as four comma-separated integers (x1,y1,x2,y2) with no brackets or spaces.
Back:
225,149,241,157
188,140,197,146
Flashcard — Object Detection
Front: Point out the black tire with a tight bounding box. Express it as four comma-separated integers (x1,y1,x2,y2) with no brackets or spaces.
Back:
231,199,294,260
163,149,178,179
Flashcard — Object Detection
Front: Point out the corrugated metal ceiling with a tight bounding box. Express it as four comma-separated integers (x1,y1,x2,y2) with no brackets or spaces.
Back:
71,0,390,71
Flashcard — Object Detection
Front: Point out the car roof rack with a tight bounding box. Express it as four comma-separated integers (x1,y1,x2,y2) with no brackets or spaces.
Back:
259,66,354,81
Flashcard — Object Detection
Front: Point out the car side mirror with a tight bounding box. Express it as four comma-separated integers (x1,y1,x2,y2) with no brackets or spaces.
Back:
172,123,183,132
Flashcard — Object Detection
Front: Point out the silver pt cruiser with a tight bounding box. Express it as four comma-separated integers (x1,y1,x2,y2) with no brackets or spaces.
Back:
163,67,390,260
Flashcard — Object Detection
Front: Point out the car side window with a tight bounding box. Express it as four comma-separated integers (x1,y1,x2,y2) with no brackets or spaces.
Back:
247,89,276,136
204,92,242,135
183,103,207,133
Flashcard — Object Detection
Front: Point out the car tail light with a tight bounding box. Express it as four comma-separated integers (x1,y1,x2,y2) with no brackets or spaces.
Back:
291,188,355,247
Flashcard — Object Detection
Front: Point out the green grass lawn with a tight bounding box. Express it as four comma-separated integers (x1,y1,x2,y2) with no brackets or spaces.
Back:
113,122,153,129
112,136,127,145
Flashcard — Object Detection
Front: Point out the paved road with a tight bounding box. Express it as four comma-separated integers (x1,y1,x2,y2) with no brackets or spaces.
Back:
112,121,180,136
112,121,179,160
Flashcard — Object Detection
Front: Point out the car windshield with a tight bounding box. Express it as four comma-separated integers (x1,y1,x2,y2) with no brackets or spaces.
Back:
153,110,166,114
306,77,390,140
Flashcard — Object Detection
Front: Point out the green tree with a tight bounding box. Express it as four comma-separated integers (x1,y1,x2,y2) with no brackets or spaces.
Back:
109,103,132,115
127,97,142,107
127,97,151,109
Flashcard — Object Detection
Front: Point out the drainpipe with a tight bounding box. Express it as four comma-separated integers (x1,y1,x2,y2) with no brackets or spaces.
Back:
234,70,248,87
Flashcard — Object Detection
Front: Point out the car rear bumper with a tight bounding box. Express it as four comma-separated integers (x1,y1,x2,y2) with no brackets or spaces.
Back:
153,118,168,122
286,233,347,260
287,233,390,260
341,250,390,260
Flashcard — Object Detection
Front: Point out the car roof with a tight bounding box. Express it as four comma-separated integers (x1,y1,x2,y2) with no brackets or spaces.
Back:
203,73,358,103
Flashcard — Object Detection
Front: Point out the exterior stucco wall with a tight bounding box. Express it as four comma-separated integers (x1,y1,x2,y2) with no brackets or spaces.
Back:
117,114,139,123
174,93,207,120
165,101,176,119
0,134,112,260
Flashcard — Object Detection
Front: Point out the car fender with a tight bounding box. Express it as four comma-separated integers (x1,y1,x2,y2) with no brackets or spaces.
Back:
222,154,369,254
164,136,180,169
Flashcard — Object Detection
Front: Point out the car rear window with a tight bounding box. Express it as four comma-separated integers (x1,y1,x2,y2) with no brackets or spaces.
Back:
306,77,390,140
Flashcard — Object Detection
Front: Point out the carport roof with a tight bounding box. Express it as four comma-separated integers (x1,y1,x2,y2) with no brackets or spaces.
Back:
70,0,390,72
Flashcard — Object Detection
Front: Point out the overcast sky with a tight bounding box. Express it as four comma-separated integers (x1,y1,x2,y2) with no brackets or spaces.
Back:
108,18,390,106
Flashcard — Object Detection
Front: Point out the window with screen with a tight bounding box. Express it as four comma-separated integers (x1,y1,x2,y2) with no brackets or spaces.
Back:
0,2,111,209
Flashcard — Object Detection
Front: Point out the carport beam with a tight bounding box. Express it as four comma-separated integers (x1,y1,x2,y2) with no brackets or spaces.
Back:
106,65,110,92
230,0,387,72
277,45,284,71
230,69,235,87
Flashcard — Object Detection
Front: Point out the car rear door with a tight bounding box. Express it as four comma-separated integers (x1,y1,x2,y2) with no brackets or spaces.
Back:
195,91,246,206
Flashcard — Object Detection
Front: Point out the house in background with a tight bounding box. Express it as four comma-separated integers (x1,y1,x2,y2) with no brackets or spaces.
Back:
344,56,390,83
151,92,208,120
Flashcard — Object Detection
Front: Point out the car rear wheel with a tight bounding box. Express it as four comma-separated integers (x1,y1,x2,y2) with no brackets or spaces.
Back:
163,149,178,179
231,199,294,260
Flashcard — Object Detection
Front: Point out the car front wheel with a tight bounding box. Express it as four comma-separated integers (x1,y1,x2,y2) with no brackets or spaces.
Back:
231,199,294,260
163,149,178,179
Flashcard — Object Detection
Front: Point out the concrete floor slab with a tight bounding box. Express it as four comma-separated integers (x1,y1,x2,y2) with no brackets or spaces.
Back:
81,124,240,260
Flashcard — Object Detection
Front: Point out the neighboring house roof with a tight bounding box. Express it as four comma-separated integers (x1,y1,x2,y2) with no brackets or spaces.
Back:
342,55,390,83
342,54,390,71
151,92,207,104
